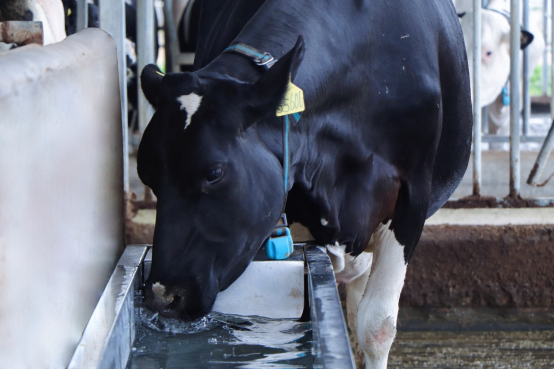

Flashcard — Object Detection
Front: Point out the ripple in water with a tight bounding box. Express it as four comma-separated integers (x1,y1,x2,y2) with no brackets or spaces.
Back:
127,307,313,369
139,307,221,334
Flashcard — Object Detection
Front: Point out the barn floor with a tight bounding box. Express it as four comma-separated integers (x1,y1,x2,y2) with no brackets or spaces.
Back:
389,307,554,369
390,329,554,369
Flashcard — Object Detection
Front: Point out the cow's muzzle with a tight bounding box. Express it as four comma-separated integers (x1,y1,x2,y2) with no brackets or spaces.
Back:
143,280,213,321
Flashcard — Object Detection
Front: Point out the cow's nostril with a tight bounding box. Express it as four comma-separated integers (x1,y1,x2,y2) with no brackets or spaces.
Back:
165,294,183,311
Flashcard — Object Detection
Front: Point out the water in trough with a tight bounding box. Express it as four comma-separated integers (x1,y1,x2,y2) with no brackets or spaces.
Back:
127,306,314,369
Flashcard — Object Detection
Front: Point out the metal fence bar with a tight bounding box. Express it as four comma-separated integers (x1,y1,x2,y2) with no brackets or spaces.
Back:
527,122,554,185
522,0,530,136
473,0,482,196
76,0,88,32
483,135,547,143
527,0,554,187
543,0,549,96
163,0,179,72
550,0,554,120
99,0,129,193
482,106,489,134
509,0,521,198
137,0,155,134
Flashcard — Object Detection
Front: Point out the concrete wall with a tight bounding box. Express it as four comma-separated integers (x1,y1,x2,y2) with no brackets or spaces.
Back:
401,208,554,308
0,28,124,368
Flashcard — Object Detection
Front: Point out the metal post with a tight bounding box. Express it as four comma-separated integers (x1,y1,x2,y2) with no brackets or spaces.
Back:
523,0,530,136
550,0,554,120
543,0,549,96
527,122,554,185
482,106,489,134
76,0,88,32
509,0,521,198
137,0,155,135
473,0,482,196
163,0,179,72
99,0,129,193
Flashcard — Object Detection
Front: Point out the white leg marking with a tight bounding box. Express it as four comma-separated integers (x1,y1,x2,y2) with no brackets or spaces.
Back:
345,256,372,353
327,243,373,284
326,242,346,274
177,93,203,129
338,252,373,284
357,221,407,369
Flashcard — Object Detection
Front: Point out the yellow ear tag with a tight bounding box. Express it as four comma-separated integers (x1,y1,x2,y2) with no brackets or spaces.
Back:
276,79,305,117
67,8,72,16
156,71,165,77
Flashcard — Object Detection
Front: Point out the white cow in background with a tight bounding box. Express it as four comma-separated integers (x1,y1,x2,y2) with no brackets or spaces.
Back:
0,0,66,48
456,0,545,139
31,0,66,44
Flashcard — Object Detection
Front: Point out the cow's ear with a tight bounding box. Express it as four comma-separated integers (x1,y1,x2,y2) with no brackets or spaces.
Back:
521,29,534,50
141,64,164,108
245,36,305,125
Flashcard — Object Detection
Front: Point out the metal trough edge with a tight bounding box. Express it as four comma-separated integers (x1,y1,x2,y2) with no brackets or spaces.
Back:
305,246,356,369
68,245,149,369
69,244,355,369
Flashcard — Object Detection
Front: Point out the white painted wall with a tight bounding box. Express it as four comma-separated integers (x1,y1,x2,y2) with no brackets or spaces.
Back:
0,28,124,368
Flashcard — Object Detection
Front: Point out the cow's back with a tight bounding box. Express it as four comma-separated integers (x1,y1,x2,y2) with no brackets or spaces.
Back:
195,0,472,219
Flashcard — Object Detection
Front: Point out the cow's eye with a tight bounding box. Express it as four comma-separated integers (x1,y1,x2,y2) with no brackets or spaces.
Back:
206,167,223,183
487,51,492,56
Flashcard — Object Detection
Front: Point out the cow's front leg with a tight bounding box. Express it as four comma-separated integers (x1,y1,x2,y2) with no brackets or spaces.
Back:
345,262,372,368
326,243,374,368
356,221,407,369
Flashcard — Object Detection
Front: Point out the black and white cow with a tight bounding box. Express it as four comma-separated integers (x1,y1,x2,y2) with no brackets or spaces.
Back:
138,0,472,367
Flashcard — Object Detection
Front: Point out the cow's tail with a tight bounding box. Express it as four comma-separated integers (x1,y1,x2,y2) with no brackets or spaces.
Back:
426,9,473,218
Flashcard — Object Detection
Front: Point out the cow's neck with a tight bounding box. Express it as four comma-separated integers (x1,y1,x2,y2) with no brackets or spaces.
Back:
196,49,308,187
195,11,347,226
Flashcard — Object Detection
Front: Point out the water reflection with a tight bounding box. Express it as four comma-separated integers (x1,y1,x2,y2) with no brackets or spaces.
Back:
128,308,313,369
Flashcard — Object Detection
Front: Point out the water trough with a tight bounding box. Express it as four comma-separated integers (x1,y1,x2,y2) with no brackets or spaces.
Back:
68,245,354,369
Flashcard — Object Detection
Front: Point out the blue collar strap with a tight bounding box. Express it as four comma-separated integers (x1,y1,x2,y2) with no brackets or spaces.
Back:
224,43,278,69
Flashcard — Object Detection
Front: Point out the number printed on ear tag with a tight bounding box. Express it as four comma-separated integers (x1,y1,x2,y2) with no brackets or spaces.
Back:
276,81,305,117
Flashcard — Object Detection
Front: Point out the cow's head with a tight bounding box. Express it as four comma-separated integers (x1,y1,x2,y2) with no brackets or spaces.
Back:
459,8,534,107
138,39,304,320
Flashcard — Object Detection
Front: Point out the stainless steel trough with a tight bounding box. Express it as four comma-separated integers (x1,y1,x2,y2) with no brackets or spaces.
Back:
68,245,355,369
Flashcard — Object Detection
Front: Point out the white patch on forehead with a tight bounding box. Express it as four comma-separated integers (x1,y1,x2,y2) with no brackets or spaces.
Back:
177,93,203,130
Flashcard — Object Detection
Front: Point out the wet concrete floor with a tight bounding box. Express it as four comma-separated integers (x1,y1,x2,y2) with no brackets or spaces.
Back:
389,307,554,369
390,330,554,369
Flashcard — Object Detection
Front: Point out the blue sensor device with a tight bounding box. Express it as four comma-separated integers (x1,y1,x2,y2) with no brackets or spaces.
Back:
502,86,510,106
265,214,294,260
